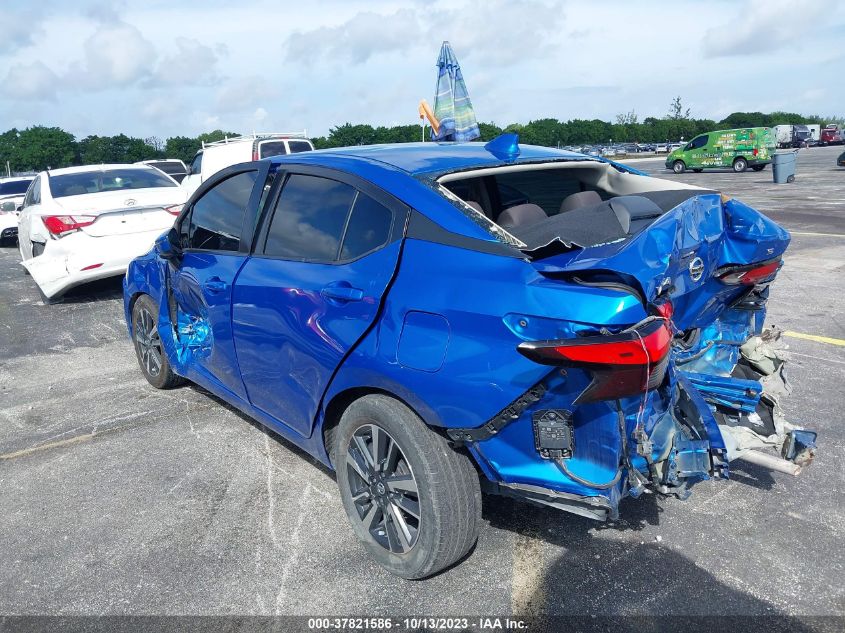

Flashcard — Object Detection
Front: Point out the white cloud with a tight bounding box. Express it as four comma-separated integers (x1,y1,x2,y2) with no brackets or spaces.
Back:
215,76,275,112
253,107,269,123
149,38,226,87
0,10,42,55
702,0,828,58
287,8,421,65
285,1,563,67
2,61,60,100
67,19,156,88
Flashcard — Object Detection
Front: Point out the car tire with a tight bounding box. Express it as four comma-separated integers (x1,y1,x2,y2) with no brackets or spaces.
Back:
733,157,748,172
693,168,703,173
672,161,686,174
334,394,482,579
131,294,184,389
752,165,766,172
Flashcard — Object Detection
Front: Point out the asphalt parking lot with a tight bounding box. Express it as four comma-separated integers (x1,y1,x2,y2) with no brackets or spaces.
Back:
1,146,843,622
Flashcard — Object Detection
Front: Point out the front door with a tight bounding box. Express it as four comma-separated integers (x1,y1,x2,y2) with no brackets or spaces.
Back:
170,165,266,400
232,169,406,436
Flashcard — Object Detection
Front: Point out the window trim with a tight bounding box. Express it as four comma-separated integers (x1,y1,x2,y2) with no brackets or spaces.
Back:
177,162,270,255
253,165,408,265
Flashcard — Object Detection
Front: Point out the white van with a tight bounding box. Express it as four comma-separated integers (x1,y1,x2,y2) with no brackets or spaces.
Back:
181,132,314,196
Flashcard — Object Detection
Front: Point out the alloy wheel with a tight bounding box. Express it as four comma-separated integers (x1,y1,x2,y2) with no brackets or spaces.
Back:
345,424,421,554
135,307,163,378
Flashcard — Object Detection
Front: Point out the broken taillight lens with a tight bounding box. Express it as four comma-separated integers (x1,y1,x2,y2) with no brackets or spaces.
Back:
517,319,672,403
718,259,781,285
43,215,96,237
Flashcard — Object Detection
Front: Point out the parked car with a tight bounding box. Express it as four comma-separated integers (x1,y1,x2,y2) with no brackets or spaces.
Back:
0,176,33,243
123,138,814,579
654,143,669,153
181,132,314,196
18,164,186,299
136,159,189,183
665,127,776,173
837,150,845,167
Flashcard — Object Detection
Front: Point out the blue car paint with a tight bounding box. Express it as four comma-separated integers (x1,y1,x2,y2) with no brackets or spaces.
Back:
123,140,804,519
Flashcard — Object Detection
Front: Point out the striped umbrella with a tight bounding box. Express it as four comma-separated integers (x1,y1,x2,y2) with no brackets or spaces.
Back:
431,41,480,142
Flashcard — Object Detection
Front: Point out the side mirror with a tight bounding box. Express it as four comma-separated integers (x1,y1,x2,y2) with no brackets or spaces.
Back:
0,201,16,213
155,228,181,260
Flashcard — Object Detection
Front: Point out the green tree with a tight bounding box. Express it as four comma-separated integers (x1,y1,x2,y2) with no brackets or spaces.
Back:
668,96,691,120
14,126,77,171
477,122,503,140
165,136,201,163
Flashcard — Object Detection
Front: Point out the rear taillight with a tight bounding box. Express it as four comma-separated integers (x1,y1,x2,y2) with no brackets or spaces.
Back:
164,204,183,216
718,259,781,285
43,215,96,237
517,318,672,403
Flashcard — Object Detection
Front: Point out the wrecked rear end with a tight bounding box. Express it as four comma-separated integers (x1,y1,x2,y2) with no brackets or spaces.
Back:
436,163,815,520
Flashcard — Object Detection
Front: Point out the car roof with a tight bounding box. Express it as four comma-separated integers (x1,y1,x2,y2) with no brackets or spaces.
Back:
43,164,160,176
266,141,592,177
260,141,612,243
0,176,33,183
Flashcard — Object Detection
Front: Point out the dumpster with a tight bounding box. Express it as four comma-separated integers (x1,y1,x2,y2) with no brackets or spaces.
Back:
772,150,797,183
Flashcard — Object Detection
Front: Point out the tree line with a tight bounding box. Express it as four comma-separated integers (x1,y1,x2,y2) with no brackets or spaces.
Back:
2,105,841,174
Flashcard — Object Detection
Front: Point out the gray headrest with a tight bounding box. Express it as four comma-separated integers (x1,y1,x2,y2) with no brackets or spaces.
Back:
498,203,547,228
466,200,484,214
560,190,602,213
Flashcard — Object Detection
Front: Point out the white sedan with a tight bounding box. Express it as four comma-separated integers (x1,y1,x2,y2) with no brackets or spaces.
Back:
18,164,187,300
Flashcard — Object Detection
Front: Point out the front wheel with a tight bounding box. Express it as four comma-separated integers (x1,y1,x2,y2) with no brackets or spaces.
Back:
672,160,686,174
131,294,183,389
733,157,748,172
334,395,482,579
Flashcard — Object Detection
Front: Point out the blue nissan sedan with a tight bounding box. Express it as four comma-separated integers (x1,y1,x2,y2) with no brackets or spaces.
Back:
124,137,815,578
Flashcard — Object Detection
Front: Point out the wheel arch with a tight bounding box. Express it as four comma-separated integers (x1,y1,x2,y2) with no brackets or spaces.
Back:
320,385,458,470
322,386,423,468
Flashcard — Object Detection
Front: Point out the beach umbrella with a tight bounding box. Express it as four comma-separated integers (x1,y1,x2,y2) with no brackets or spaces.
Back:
431,41,480,142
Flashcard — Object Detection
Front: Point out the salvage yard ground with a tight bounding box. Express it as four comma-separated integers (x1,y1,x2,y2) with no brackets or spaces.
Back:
0,146,843,619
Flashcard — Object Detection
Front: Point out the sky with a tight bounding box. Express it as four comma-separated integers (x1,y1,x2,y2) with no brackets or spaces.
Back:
2,0,844,140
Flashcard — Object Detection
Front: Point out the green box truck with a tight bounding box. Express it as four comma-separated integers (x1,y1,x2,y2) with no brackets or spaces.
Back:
665,127,776,173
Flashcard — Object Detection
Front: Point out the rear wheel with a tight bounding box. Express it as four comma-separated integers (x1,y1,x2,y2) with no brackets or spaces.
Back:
132,294,183,389
733,157,748,172
752,164,766,171
334,395,482,579
672,160,686,174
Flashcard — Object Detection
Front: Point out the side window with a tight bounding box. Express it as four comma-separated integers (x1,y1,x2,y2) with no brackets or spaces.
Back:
22,180,34,208
189,152,203,175
287,141,313,154
30,177,41,205
340,193,393,260
187,170,258,251
689,135,708,150
263,174,355,261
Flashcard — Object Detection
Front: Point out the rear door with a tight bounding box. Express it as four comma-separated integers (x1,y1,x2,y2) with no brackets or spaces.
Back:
232,167,407,437
169,163,269,399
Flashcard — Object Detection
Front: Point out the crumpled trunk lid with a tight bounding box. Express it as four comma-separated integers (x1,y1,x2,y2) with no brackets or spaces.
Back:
528,192,814,490
531,193,790,331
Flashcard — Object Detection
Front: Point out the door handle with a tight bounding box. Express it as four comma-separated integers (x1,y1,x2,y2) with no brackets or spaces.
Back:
321,285,364,302
204,277,228,294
